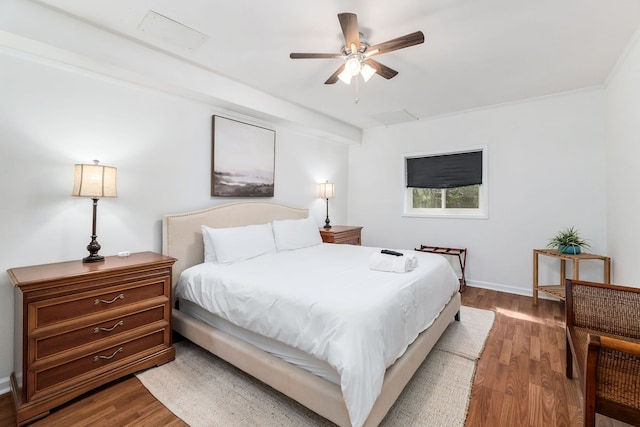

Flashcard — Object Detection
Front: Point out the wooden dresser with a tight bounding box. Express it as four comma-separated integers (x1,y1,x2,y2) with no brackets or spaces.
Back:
8,251,176,426
319,225,363,245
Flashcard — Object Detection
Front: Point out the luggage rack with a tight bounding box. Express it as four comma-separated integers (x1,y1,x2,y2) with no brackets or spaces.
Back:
414,245,467,291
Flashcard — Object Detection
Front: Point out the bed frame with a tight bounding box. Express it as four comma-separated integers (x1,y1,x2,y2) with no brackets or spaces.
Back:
162,201,461,426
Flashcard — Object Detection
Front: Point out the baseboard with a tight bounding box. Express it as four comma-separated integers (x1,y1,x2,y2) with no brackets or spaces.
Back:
0,375,10,395
466,279,529,296
466,279,563,302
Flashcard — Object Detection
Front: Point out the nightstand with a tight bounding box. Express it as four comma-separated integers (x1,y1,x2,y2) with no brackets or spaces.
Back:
8,251,176,426
319,226,363,245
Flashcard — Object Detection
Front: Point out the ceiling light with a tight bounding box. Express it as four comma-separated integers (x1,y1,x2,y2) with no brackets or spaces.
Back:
361,63,376,82
338,55,376,85
338,68,353,85
345,57,362,76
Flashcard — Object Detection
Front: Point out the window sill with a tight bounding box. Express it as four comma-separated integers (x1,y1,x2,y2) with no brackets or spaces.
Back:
402,211,488,219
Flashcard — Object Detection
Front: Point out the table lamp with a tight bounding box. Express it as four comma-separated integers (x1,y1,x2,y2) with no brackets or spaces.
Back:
72,160,117,262
318,181,335,229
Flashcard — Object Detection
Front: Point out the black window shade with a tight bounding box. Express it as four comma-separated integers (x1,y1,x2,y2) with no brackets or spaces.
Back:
406,150,482,189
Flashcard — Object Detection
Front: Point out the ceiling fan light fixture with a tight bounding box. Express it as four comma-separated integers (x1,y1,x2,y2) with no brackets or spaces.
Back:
345,57,362,76
290,13,425,86
361,63,376,82
338,68,353,85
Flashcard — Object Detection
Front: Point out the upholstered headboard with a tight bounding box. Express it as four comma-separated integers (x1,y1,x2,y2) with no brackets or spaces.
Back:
162,202,308,286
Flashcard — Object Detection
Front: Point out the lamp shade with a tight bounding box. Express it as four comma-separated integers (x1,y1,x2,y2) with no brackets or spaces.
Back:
318,182,335,199
72,161,117,198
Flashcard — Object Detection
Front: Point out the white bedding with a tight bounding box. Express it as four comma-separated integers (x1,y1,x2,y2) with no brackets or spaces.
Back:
176,243,459,427
179,298,342,384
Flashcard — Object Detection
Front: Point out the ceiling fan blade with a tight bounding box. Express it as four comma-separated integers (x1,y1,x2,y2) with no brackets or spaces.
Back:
366,59,398,79
325,64,346,84
366,31,425,57
338,13,360,52
290,53,343,59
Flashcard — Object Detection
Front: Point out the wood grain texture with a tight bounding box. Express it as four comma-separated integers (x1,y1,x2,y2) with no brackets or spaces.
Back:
8,252,175,426
0,286,631,426
463,286,630,427
0,376,187,427
319,226,362,245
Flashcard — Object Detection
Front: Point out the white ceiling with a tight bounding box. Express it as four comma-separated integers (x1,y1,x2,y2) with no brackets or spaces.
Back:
35,0,640,129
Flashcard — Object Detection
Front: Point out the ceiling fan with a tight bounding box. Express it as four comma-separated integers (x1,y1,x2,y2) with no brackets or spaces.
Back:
290,12,425,85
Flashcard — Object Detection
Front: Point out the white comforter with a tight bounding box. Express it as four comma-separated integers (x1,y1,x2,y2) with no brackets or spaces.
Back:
176,243,459,427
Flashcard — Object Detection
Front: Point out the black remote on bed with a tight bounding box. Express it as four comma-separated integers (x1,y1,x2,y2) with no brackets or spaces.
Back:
381,249,404,256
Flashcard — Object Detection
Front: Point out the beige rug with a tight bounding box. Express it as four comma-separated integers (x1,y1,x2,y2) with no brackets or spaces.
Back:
136,306,495,426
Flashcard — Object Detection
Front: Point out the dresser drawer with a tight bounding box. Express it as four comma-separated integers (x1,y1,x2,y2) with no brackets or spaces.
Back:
33,304,168,360
31,328,167,399
29,277,169,330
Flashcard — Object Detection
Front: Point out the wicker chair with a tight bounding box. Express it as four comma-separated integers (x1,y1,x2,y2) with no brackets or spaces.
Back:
565,279,640,427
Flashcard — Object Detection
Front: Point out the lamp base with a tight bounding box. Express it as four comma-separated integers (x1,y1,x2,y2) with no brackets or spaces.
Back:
324,197,331,229
83,254,105,263
83,234,104,263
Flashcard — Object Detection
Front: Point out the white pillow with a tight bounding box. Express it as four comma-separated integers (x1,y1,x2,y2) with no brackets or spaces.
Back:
272,216,322,251
201,225,218,263
207,222,276,264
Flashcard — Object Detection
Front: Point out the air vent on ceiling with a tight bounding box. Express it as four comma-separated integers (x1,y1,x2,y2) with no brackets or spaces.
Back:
370,109,419,126
137,10,207,51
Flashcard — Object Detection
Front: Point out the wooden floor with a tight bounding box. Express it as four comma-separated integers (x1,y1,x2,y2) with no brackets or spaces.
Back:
0,287,630,426
464,286,579,426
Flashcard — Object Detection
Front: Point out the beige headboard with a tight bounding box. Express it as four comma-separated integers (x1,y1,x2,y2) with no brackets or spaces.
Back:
162,202,308,286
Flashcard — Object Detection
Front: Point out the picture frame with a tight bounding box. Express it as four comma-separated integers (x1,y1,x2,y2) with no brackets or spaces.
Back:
211,116,275,197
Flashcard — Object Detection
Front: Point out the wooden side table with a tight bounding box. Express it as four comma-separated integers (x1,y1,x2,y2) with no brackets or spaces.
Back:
319,226,362,245
532,248,611,304
415,245,467,292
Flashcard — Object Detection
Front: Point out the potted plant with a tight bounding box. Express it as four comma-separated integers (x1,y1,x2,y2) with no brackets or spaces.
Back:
547,226,591,254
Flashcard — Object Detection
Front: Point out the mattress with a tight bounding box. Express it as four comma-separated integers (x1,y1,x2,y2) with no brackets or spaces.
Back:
179,297,341,384
176,243,459,426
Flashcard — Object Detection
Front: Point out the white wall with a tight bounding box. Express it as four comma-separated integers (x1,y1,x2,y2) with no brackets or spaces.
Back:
0,0,361,145
2,0,637,399
605,31,640,286
0,51,348,389
348,89,608,295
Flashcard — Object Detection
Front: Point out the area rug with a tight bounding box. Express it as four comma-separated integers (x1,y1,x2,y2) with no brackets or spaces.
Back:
136,306,495,426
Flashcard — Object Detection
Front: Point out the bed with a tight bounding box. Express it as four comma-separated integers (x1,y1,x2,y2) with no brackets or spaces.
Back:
162,202,461,427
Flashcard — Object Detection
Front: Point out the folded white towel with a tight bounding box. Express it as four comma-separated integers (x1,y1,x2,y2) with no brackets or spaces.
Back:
369,251,418,273
407,253,418,270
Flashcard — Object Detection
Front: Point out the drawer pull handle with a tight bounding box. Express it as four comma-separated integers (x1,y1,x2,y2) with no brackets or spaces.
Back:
93,347,123,363
93,320,124,334
94,294,124,305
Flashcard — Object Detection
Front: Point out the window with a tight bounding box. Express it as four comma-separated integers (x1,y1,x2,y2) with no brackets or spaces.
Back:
404,147,487,218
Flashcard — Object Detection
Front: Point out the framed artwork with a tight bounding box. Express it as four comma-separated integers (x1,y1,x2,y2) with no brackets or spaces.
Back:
211,116,275,197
